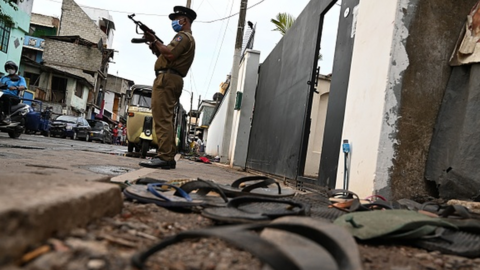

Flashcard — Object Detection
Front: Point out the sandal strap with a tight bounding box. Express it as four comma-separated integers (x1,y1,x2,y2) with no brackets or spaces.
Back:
240,178,282,194
147,183,192,202
231,175,272,188
132,225,302,270
174,179,229,203
227,196,308,218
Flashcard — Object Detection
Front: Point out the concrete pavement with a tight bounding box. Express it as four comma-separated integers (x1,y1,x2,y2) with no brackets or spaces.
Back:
0,135,256,265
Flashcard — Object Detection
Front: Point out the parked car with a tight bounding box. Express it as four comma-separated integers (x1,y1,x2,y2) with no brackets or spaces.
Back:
50,115,91,140
87,119,113,144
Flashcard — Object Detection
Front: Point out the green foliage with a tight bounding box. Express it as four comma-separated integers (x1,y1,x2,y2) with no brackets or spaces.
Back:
271,12,296,36
271,12,323,60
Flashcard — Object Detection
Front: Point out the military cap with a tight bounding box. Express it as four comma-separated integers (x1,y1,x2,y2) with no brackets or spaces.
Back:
169,6,197,22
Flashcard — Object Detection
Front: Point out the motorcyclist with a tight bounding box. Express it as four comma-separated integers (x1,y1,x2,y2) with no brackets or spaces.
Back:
0,61,27,124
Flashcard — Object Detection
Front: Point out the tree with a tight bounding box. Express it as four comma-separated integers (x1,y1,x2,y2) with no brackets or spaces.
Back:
271,12,322,60
271,12,296,36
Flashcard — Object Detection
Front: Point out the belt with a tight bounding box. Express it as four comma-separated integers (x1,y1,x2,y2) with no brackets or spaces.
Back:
155,69,183,77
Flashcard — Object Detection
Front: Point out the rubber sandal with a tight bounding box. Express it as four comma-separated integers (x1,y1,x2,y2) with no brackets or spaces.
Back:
334,209,458,240
201,196,308,223
132,217,362,270
123,180,228,210
292,192,348,222
413,228,480,258
260,216,363,270
217,176,296,198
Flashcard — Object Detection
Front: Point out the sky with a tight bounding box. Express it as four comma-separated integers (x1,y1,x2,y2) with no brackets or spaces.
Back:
31,0,340,111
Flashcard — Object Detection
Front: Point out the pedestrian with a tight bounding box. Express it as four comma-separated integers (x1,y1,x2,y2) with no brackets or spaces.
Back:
112,126,118,145
0,61,27,124
122,125,127,146
117,126,123,145
139,6,197,170
196,136,204,155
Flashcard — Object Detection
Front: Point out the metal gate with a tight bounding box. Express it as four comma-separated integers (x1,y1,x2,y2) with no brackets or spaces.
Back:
246,0,337,179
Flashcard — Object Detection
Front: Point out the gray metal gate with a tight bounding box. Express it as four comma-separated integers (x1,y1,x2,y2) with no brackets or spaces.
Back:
246,0,337,179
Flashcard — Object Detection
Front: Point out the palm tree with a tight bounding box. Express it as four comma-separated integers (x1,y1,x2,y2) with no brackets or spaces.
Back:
271,12,322,60
271,13,296,36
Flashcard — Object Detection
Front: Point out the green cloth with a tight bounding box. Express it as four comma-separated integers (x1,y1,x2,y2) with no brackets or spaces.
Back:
333,210,458,240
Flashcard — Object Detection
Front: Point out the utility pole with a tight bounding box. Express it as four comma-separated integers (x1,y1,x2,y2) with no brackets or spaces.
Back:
186,0,192,8
220,0,248,164
189,91,193,139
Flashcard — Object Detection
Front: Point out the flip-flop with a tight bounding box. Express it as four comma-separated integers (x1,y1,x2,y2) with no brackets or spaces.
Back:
260,216,363,270
131,217,362,270
201,196,308,223
123,180,229,210
292,192,347,222
413,228,480,258
334,210,458,240
217,176,296,198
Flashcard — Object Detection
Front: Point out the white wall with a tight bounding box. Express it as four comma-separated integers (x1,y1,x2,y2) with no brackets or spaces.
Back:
205,91,229,157
304,77,330,177
335,0,400,197
230,50,260,168
103,91,115,115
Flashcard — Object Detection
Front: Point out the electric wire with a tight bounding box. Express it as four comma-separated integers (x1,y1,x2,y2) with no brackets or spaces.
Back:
37,0,266,23
203,0,235,99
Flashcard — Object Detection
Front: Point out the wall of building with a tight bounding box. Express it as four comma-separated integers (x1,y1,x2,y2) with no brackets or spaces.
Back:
205,95,229,157
230,50,260,168
389,0,478,199
79,6,115,48
59,0,107,45
43,39,102,72
335,0,397,197
0,1,32,67
70,83,89,113
103,91,115,117
335,0,477,200
304,77,330,177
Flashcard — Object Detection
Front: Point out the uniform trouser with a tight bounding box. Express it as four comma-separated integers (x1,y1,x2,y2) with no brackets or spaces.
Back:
152,73,183,161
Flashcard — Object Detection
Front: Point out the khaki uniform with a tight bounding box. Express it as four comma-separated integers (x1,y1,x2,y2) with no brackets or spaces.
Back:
152,30,195,161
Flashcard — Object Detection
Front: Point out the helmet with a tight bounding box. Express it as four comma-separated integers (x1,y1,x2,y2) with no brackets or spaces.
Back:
5,61,18,73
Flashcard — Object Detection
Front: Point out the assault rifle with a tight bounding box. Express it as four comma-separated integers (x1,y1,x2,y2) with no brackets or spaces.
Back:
128,14,164,44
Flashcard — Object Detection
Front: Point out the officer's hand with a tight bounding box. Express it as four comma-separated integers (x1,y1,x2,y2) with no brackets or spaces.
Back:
9,86,17,90
144,32,156,43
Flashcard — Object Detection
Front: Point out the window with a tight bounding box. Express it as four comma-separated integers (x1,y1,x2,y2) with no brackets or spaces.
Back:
75,82,83,98
0,19,12,53
24,72,40,88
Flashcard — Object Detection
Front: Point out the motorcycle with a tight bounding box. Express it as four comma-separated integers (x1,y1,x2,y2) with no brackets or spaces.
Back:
25,101,52,137
0,83,29,138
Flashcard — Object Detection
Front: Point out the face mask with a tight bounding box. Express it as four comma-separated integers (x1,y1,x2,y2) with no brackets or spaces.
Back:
7,69,15,75
172,20,183,32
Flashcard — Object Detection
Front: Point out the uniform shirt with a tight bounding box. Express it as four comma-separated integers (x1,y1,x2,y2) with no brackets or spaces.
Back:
0,75,27,96
154,30,195,77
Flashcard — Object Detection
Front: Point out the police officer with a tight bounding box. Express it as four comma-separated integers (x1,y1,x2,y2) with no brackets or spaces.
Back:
139,6,197,169
0,61,27,124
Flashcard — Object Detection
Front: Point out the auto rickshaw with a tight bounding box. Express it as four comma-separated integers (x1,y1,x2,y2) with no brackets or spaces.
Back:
126,84,189,158
126,85,157,158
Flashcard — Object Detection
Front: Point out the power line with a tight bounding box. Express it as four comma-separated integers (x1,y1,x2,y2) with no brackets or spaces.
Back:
198,0,265,23
203,0,235,99
38,0,265,23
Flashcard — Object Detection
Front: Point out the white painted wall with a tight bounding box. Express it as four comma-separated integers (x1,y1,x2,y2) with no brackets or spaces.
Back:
205,91,229,157
335,0,399,198
103,91,115,115
304,77,330,177
230,50,260,168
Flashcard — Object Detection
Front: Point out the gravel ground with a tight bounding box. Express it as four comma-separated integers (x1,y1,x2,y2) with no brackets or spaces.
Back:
6,197,480,270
